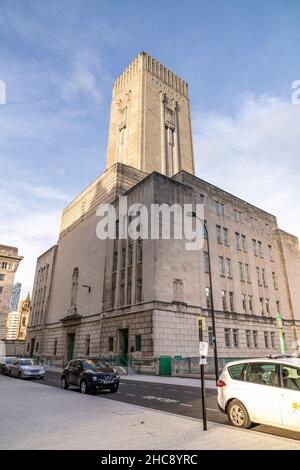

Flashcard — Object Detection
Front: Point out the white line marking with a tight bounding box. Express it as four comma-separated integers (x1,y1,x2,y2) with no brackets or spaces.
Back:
184,391,194,394
180,403,193,407
126,393,135,397
142,395,179,404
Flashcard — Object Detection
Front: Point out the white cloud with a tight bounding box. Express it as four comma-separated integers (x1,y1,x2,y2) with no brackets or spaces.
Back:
193,93,300,239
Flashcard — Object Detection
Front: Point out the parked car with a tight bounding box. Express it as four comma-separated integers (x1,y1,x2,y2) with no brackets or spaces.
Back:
217,356,300,432
0,356,16,375
8,358,45,379
61,358,120,394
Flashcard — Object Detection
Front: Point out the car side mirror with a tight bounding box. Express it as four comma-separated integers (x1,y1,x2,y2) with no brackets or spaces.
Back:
77,364,82,370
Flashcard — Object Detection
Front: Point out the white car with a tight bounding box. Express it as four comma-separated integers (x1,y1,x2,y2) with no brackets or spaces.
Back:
8,358,45,379
217,356,300,432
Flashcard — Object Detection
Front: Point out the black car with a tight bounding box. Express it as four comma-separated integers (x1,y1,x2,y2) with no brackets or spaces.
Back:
0,357,16,375
61,358,120,394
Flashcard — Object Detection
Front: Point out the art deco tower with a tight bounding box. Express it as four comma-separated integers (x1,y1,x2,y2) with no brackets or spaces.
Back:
106,52,195,177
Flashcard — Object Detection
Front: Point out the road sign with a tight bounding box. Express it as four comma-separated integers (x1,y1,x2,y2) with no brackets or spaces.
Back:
199,341,208,365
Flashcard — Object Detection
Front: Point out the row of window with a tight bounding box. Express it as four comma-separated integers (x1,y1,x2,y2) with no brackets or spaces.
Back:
0,274,6,282
215,328,278,349
108,335,141,353
0,261,14,271
205,287,280,316
215,201,267,228
215,225,273,261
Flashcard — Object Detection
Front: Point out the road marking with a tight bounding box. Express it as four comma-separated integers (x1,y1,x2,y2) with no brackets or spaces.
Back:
142,395,179,404
180,403,193,407
184,391,194,394
168,388,179,392
126,393,135,397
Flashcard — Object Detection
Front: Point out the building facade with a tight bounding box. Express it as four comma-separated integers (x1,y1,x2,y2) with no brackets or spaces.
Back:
6,310,21,340
9,282,22,313
18,293,31,341
0,245,23,341
26,52,300,371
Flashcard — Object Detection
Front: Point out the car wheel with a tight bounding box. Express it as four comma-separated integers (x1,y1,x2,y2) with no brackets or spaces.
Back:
227,399,252,429
110,385,119,393
61,376,69,390
80,380,89,394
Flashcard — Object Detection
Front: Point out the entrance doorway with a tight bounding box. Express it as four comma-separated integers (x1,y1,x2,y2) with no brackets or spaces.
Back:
119,329,128,362
66,333,75,361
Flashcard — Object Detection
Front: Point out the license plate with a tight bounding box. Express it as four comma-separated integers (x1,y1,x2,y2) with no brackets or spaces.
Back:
103,380,113,384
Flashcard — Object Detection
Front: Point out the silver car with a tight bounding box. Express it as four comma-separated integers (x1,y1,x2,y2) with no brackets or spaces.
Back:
8,358,45,379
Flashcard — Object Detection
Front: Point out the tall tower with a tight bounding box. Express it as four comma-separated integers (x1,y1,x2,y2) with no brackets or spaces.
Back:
106,52,195,177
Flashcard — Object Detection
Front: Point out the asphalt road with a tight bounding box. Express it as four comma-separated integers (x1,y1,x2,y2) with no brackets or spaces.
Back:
23,369,300,442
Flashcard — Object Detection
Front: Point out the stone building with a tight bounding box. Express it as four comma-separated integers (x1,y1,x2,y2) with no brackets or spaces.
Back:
18,293,31,341
0,245,23,341
26,52,300,370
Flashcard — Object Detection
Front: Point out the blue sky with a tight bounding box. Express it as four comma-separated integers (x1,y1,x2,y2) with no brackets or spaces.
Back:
0,0,300,295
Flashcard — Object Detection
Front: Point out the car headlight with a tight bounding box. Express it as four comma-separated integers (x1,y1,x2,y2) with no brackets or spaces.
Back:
92,376,97,382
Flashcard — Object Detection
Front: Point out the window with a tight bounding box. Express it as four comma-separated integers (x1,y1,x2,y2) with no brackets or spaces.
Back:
36,342,39,352
216,225,222,243
221,290,227,311
229,291,234,312
241,294,247,312
276,300,280,314
127,282,132,305
253,330,258,348
223,228,229,245
252,239,257,256
218,256,225,276
228,363,245,380
216,201,225,216
135,335,142,352
262,268,267,287
268,244,273,261
265,299,270,315
260,297,264,315
245,363,277,386
258,241,263,257
136,279,142,303
246,330,251,348
256,267,261,285
234,210,242,223
281,366,300,391
235,233,241,250
245,264,251,283
238,262,244,281
137,239,143,263
226,258,232,278
205,287,211,309
271,332,275,348
224,328,231,347
204,252,210,273
0,286,3,295
108,336,114,352
208,326,213,347
27,343,30,352
0,274,5,281
1,262,8,269
54,339,57,356
241,235,247,252
112,250,118,272
264,331,269,348
248,295,253,314
128,244,133,266
120,284,125,306
85,335,90,356
121,248,126,268
272,272,278,290
233,329,239,347
204,220,208,239
111,287,116,308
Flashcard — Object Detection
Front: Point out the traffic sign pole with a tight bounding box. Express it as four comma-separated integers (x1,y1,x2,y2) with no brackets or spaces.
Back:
198,318,207,431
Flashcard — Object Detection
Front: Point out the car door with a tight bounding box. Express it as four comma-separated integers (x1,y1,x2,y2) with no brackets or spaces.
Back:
67,360,77,385
239,362,282,425
279,364,300,431
10,359,19,377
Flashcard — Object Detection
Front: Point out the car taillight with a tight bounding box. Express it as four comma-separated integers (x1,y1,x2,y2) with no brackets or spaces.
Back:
217,379,226,387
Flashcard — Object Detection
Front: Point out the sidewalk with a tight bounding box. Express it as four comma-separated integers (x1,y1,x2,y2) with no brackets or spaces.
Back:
1,375,299,450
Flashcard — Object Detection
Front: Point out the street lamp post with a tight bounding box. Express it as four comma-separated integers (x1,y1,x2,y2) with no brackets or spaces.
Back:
190,211,219,383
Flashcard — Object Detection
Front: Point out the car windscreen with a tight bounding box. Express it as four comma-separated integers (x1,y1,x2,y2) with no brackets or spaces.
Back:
81,359,99,369
19,359,38,366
